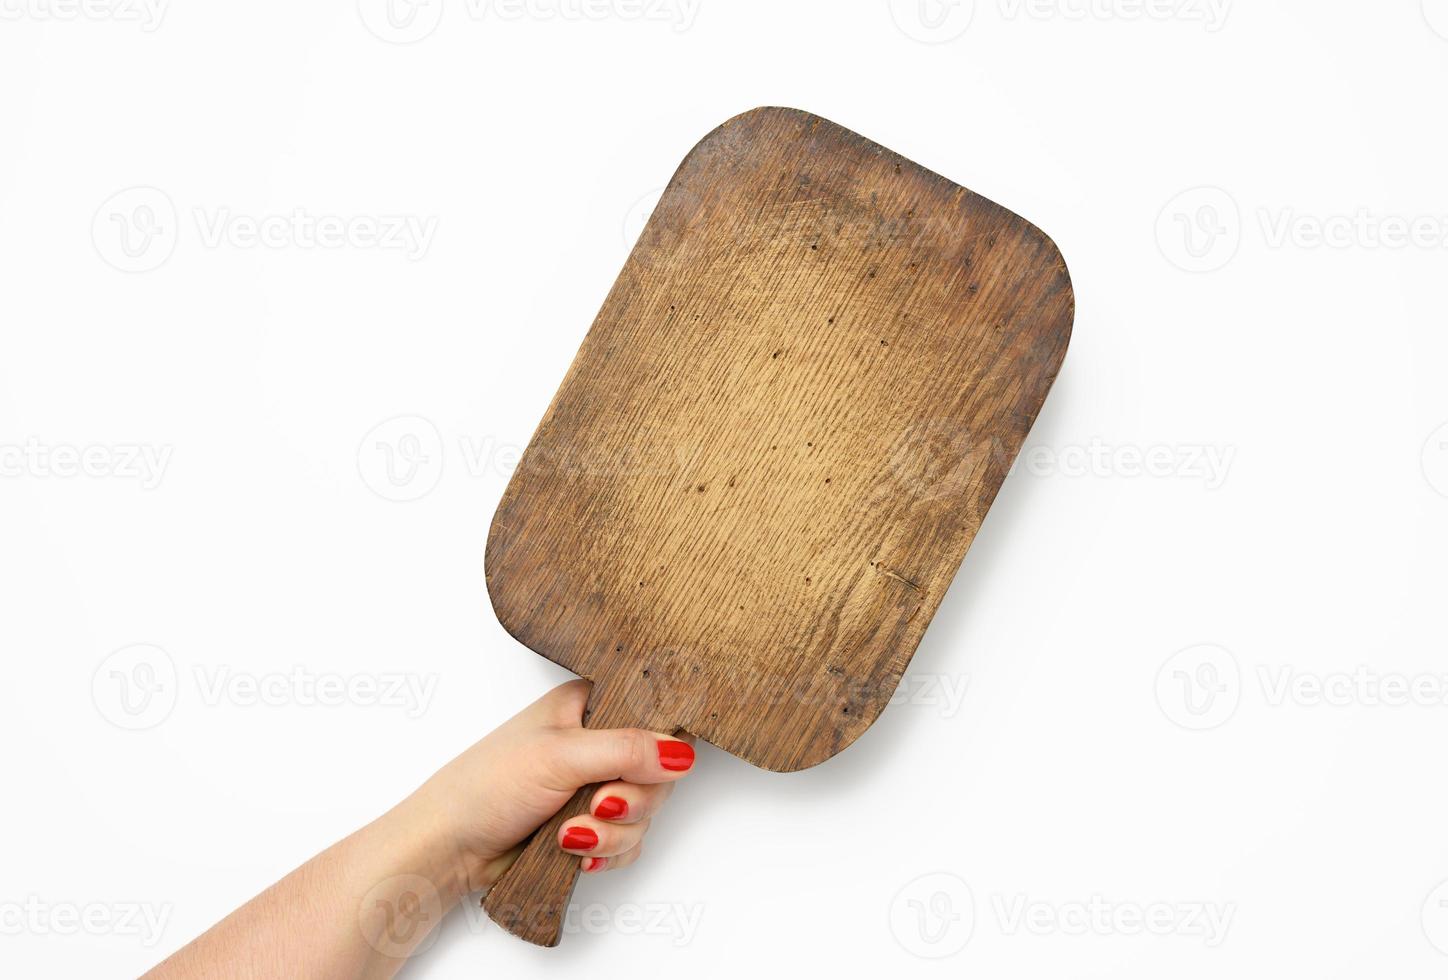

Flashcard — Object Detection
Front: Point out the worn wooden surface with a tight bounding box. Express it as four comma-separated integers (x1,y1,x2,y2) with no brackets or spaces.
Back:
483,105,1073,945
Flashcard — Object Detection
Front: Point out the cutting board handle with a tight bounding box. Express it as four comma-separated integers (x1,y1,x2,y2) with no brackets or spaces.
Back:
481,686,657,946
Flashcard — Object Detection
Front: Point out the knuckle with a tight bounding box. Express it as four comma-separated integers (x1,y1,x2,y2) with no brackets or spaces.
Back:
614,728,650,773
538,732,580,788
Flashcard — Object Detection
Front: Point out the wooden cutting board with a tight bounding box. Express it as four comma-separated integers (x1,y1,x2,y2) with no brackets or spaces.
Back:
482,106,1073,945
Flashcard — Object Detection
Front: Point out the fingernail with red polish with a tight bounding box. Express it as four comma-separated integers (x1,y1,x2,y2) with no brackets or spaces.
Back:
658,740,694,771
561,827,598,851
583,857,606,873
594,796,628,820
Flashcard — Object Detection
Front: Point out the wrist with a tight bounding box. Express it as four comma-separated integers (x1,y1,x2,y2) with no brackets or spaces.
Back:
383,782,516,902
370,790,479,909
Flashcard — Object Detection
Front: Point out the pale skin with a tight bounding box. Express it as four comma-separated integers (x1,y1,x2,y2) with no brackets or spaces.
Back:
144,680,695,979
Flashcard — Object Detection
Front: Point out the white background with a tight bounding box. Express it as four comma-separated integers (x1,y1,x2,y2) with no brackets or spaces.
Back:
3,0,1447,976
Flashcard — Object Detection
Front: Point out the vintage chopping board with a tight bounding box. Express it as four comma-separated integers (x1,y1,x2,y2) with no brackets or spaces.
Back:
482,105,1073,945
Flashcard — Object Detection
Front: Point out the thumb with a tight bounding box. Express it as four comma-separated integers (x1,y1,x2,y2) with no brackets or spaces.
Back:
546,727,696,788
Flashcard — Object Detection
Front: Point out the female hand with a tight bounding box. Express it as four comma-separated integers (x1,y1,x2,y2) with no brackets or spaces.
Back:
417,679,697,892
144,679,696,979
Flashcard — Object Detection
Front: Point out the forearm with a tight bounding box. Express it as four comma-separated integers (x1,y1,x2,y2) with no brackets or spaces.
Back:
144,790,487,980
140,681,693,977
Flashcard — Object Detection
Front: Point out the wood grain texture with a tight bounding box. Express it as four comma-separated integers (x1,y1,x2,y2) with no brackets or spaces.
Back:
482,106,1073,945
